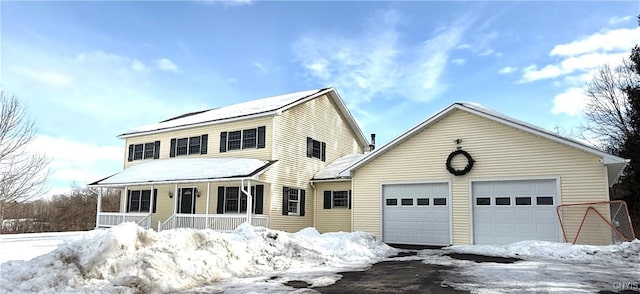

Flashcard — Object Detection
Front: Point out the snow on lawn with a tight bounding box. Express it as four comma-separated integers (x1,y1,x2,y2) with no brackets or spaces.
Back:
1,223,397,293
0,231,87,263
414,240,640,293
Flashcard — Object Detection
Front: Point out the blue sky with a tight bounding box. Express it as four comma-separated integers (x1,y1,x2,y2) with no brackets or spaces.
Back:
2,1,638,197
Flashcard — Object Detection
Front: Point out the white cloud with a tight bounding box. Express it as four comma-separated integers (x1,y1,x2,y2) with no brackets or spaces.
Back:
131,59,147,72
292,9,467,115
253,62,268,75
550,27,640,57
520,52,627,83
609,16,632,24
156,58,180,73
479,49,494,56
451,59,466,65
498,66,518,74
26,135,122,197
7,65,72,87
551,87,589,116
199,0,252,7
456,43,471,50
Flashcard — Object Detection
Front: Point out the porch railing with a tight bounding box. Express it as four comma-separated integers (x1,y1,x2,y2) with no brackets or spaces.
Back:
97,212,152,229
158,214,269,232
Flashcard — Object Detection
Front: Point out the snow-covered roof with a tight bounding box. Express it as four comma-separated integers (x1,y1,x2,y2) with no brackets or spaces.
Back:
311,153,367,181
347,102,628,186
90,158,275,186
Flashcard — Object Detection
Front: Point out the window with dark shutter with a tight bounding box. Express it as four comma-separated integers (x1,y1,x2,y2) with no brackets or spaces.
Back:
321,142,326,162
282,187,289,215
153,141,160,159
200,134,208,154
219,132,227,153
128,145,134,162
217,186,225,214
257,126,266,148
255,185,264,214
242,129,257,149
306,137,313,158
300,190,306,216
228,131,241,150
323,191,332,209
170,139,177,157
188,136,201,154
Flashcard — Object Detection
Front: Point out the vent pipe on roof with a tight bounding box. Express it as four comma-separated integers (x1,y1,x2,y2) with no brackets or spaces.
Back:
369,133,376,152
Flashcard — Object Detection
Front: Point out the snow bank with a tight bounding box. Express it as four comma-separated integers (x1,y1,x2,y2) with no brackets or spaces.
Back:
1,223,396,293
447,239,640,264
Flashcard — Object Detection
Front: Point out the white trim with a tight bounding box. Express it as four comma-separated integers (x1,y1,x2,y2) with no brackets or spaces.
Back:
468,176,562,245
310,178,352,183
91,175,260,188
346,103,627,177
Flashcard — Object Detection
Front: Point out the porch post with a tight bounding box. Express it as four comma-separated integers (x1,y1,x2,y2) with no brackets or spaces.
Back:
205,182,211,229
246,179,252,225
123,186,128,223
173,184,178,227
150,184,155,225
95,187,102,229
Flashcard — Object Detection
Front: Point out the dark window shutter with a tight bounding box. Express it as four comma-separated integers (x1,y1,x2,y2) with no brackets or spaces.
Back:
220,132,227,153
348,190,352,209
255,185,264,214
170,139,176,158
217,186,225,214
323,191,332,209
153,141,160,159
300,189,306,216
126,190,131,212
128,145,134,162
257,126,266,149
306,137,313,158
282,187,289,215
321,142,326,162
152,189,158,213
201,134,208,154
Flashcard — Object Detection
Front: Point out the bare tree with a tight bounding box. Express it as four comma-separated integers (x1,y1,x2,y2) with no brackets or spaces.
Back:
0,92,50,230
580,59,638,152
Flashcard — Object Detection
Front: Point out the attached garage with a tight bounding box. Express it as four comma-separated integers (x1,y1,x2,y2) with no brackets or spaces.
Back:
472,179,560,244
382,183,450,246
346,102,628,246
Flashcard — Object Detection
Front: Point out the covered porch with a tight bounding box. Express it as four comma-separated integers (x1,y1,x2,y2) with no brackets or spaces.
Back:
90,157,275,231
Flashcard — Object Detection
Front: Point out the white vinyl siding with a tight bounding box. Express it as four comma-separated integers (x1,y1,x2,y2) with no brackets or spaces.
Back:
352,109,609,245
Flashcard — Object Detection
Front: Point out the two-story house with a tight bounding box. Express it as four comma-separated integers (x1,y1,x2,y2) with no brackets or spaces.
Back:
90,88,369,232
92,88,630,246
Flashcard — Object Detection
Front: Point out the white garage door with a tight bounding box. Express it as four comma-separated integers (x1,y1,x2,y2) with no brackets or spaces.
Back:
472,179,560,245
383,183,450,246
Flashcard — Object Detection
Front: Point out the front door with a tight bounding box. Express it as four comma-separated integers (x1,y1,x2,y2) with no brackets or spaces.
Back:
177,187,196,214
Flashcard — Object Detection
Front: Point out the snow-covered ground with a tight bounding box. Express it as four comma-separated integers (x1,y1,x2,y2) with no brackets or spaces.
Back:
394,240,640,293
2,225,639,293
0,223,397,293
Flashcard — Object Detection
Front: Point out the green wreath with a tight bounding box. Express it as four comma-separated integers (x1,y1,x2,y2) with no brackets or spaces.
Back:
446,149,474,176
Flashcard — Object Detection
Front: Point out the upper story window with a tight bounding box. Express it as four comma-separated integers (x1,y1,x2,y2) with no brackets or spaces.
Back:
306,137,326,161
170,134,208,157
219,126,266,153
128,141,160,162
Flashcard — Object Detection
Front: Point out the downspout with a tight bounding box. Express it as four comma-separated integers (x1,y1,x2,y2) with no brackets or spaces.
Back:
240,178,252,225
310,181,317,228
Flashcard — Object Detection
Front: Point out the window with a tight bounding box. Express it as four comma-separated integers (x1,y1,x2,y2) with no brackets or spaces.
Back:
282,187,305,216
228,131,241,150
306,137,326,161
536,196,554,205
219,127,266,152
417,198,430,206
242,129,257,149
496,197,511,205
128,141,160,161
328,191,349,208
516,197,532,205
170,134,208,157
126,189,157,213
476,197,491,205
401,198,413,206
433,198,447,206
386,199,398,206
216,185,264,214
